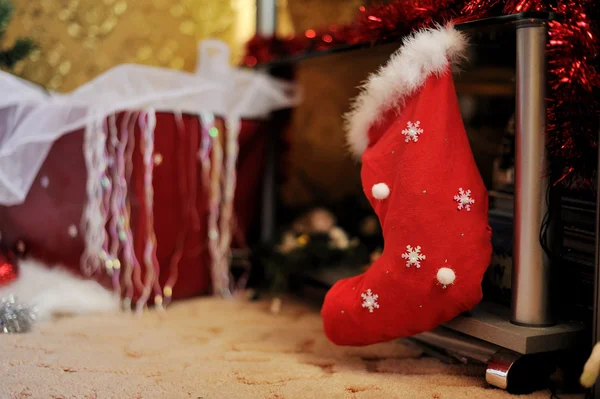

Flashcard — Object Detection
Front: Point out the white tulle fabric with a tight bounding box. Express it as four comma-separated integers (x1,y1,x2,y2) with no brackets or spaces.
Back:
0,39,300,205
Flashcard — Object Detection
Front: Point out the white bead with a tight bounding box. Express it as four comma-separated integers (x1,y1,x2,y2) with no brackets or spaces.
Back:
437,267,456,286
40,176,50,188
371,183,390,199
68,224,78,238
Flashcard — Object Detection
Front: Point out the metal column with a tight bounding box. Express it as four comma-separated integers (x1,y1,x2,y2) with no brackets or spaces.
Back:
257,0,277,244
257,0,276,36
511,23,554,327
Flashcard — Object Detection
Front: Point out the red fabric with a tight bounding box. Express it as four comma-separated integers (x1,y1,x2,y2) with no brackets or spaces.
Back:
0,113,267,301
321,68,492,346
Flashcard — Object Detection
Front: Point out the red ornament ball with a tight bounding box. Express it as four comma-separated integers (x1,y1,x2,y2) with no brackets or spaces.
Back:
0,254,18,286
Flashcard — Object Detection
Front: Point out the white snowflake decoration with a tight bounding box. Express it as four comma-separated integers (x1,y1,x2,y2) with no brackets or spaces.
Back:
454,188,475,211
402,245,426,268
401,121,423,143
361,289,379,313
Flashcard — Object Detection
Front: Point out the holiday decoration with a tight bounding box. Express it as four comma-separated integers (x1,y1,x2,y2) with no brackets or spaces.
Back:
0,40,299,315
292,208,337,234
263,207,369,293
244,0,600,188
0,295,35,333
0,0,36,70
0,252,17,286
321,25,492,346
0,258,119,320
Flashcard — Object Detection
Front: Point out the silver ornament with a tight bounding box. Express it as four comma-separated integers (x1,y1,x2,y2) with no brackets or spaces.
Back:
0,295,36,334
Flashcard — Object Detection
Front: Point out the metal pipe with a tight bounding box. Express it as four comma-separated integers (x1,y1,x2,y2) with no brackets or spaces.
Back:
486,350,522,390
511,24,554,326
257,0,278,244
256,0,276,36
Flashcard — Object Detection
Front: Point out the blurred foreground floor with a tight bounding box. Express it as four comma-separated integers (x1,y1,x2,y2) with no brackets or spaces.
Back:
0,296,583,398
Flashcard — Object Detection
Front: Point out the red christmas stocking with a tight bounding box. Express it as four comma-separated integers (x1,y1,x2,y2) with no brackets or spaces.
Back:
321,25,492,346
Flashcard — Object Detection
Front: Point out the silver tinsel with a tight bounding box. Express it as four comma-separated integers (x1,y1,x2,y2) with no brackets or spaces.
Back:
0,295,36,334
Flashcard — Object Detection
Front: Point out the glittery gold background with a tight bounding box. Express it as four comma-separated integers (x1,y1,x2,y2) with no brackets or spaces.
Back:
4,0,256,92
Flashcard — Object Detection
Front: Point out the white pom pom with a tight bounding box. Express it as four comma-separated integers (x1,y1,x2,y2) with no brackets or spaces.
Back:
437,267,456,287
371,183,390,199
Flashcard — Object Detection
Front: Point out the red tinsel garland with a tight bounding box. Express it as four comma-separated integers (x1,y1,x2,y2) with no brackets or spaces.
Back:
244,0,599,187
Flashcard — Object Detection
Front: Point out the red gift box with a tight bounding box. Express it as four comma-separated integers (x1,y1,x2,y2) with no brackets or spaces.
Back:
0,112,268,302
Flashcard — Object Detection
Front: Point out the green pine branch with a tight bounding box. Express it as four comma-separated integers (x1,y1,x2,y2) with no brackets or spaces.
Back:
0,0,13,37
0,37,35,68
0,0,36,70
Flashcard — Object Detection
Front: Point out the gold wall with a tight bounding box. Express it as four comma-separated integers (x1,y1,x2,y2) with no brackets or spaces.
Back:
4,0,256,92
